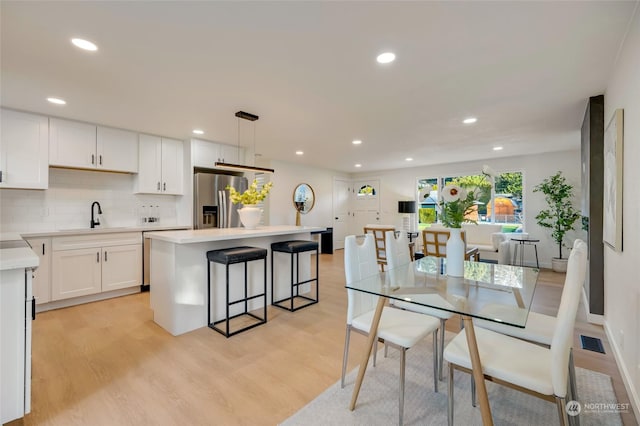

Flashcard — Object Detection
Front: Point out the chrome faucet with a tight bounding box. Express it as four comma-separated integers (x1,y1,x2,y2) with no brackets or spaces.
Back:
91,201,102,228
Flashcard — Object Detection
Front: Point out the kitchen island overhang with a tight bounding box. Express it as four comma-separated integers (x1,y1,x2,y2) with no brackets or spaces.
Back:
145,226,325,336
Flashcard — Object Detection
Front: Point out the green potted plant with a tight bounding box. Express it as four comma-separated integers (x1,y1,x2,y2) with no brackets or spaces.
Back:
533,171,581,272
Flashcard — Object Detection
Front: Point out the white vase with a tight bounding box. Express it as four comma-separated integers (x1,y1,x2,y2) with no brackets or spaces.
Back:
446,228,465,277
238,205,262,229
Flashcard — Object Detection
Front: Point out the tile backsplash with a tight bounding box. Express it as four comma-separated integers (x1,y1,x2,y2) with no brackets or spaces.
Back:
0,168,178,232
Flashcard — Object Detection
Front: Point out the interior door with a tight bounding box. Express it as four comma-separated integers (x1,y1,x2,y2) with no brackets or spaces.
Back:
352,179,381,233
332,178,351,250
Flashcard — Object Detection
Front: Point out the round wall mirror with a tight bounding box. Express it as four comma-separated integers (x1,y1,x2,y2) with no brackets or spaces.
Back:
293,183,315,214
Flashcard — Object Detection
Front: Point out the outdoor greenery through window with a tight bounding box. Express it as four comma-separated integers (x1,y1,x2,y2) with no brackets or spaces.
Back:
417,171,523,231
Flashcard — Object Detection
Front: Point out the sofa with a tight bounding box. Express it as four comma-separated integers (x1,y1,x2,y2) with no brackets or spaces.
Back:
421,223,527,263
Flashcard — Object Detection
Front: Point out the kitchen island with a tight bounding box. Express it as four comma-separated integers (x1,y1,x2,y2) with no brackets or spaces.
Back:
144,225,324,336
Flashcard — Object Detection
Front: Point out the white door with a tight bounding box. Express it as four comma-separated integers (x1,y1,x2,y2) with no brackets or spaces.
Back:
136,134,162,193
49,118,97,169
25,238,51,304
51,248,102,300
97,126,138,173
352,179,381,233
0,109,49,189
332,178,351,250
101,244,142,291
160,137,184,195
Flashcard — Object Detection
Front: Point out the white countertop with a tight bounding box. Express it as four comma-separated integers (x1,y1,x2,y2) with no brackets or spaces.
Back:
0,247,39,271
18,225,191,238
144,225,325,244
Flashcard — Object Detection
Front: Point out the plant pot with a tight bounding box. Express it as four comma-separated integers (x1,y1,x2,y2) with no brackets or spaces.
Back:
551,257,568,273
237,205,262,230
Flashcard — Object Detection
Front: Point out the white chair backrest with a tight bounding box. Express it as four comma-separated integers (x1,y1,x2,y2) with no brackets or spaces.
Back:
344,234,380,324
384,230,411,269
550,239,588,396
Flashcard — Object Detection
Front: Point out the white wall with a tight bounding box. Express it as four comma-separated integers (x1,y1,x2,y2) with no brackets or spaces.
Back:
266,160,349,228
603,5,640,418
353,148,583,269
0,168,181,232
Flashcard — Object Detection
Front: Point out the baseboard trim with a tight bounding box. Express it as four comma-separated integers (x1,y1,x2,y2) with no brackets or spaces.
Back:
604,320,640,421
36,287,141,313
581,287,604,325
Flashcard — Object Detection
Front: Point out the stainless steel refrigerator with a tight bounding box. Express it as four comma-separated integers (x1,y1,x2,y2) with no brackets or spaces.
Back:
194,173,248,229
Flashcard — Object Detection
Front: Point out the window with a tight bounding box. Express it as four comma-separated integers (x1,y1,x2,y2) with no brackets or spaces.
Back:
417,171,523,229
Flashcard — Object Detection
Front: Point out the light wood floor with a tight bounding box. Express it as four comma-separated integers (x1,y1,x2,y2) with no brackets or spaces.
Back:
12,252,637,426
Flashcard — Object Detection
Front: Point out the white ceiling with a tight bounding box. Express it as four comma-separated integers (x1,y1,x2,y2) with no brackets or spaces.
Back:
1,1,637,173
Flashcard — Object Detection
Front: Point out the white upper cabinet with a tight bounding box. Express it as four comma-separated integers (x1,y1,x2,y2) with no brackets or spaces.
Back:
49,118,138,173
218,143,242,164
96,126,138,173
0,109,49,189
192,138,243,168
136,134,183,195
49,118,97,169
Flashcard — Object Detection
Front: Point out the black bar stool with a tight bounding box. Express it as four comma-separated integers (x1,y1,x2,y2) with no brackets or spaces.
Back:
271,240,319,311
207,246,268,337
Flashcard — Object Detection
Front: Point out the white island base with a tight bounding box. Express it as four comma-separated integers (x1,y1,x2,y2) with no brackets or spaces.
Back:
145,226,324,336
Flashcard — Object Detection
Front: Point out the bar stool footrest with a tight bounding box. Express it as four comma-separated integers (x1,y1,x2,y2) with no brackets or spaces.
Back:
272,295,318,312
209,311,266,337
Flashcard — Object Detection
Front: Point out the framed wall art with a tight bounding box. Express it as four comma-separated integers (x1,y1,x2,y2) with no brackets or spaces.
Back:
603,108,623,251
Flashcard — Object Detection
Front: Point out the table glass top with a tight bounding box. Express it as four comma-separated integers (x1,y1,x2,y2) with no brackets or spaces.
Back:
345,257,539,328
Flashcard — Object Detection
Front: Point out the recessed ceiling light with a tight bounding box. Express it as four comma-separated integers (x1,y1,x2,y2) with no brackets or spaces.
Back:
493,146,503,151
71,38,98,51
295,151,304,155
376,52,396,64
354,164,362,168
352,140,362,145
405,157,413,162
192,129,204,135
47,97,66,105
463,117,478,124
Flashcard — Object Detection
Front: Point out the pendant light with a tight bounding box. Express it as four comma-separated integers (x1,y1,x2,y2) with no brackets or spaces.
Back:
214,111,275,173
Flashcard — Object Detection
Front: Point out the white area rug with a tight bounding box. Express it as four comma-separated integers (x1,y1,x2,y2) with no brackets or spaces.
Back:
282,334,623,426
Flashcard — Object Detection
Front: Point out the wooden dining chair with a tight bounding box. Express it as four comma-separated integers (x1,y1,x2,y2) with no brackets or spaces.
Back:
385,230,454,381
342,234,440,425
364,225,395,271
443,239,588,426
422,228,478,261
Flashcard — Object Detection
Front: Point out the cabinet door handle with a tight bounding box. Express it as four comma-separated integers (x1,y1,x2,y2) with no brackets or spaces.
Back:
32,297,36,321
97,252,100,263
104,251,108,262
99,155,102,165
163,182,166,191
91,154,95,165
42,243,45,255
157,182,161,191
0,170,3,183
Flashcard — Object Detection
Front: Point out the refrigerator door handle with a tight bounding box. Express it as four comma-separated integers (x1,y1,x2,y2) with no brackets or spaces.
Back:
218,190,227,228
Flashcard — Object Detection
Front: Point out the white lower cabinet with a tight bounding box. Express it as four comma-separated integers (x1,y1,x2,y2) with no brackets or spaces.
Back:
25,238,51,304
52,247,102,300
51,233,142,301
101,244,142,291
1,267,33,424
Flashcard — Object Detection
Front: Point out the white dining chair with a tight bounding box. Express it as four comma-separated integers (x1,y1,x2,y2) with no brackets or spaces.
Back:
341,234,441,425
443,239,587,426
473,239,587,404
385,230,455,381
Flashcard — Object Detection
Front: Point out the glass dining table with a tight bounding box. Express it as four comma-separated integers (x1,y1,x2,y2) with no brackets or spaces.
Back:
345,256,540,426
